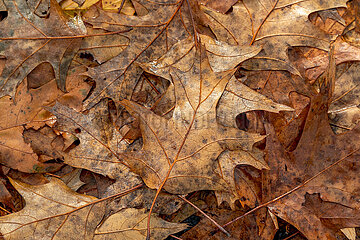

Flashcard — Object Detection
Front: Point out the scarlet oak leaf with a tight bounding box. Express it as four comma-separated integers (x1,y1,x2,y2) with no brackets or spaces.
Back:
217,76,294,128
203,0,347,74
199,0,238,14
0,177,105,240
328,62,360,133
0,0,84,98
94,208,187,240
120,47,264,194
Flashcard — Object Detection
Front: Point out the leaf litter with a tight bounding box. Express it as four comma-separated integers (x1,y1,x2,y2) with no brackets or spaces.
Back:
0,0,359,239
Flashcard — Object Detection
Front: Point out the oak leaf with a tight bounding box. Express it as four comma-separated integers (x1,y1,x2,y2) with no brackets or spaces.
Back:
120,46,264,195
202,0,347,74
83,0,189,109
48,99,134,180
0,177,105,240
0,65,90,173
94,208,187,240
141,38,294,129
0,0,84,98
262,56,360,239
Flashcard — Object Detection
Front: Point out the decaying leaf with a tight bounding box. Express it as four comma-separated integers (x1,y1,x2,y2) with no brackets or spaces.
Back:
120,46,264,195
0,0,84,98
141,37,294,129
94,208,187,240
48,99,131,179
61,168,85,191
83,0,189,109
0,64,90,173
217,76,294,128
202,0,347,74
262,55,360,239
0,177,105,240
215,149,269,209
1,0,360,239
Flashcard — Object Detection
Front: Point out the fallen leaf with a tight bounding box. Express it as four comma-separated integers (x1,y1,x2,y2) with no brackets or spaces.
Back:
94,208,187,240
202,0,347,74
217,76,294,128
141,37,293,129
0,0,84,98
48,99,131,179
199,0,238,14
0,177,105,240
0,65,90,173
83,0,189,109
262,54,360,239
215,149,269,209
120,46,264,195
61,168,85,191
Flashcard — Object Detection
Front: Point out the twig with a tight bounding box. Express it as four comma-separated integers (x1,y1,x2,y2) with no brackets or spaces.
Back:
178,195,231,237
217,148,359,232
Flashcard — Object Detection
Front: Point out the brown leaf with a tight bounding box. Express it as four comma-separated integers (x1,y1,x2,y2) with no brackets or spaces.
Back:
120,46,264,195
199,0,238,14
0,0,84,98
217,76,294,128
94,208,187,240
203,0,347,74
83,0,190,109
181,203,276,240
48,99,134,179
304,193,360,229
61,168,85,191
215,149,269,209
290,39,360,82
141,37,293,130
262,62,360,239
0,65,90,172
328,62,360,133
0,177,105,240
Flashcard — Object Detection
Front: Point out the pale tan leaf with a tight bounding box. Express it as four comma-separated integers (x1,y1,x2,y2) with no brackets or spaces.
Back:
48,99,134,180
94,208,187,240
217,76,294,128
0,178,105,240
215,149,269,209
61,168,85,191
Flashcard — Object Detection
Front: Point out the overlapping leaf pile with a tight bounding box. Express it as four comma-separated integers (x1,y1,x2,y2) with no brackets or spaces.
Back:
0,0,359,239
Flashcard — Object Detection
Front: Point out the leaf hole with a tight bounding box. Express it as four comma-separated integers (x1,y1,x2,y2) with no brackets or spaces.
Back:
44,158,64,164
225,6,233,14
83,78,96,102
79,52,94,61
73,139,80,146
0,11,8,21
74,128,81,133
235,113,249,131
